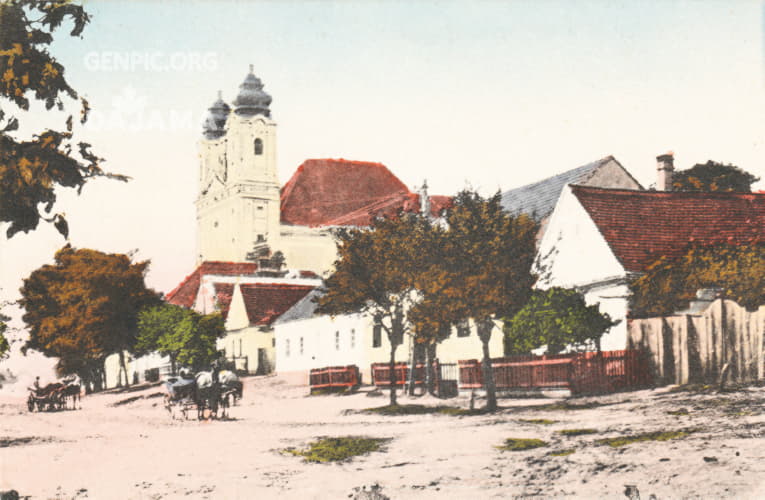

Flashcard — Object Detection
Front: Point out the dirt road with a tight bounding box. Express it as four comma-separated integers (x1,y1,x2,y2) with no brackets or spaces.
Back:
1,376,764,499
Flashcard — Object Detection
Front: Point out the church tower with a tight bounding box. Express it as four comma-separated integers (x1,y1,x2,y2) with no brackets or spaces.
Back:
196,66,281,263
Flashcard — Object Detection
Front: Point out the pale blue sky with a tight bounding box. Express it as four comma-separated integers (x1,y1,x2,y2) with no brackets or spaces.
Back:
1,0,764,312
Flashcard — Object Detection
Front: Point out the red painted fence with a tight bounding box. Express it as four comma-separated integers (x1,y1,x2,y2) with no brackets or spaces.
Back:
309,365,360,391
371,362,427,387
458,350,651,395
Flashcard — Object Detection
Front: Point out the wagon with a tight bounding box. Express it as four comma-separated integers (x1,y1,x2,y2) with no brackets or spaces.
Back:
27,384,65,412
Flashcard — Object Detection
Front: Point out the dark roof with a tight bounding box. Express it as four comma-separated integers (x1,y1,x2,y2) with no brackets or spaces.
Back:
280,159,410,227
500,156,615,221
165,261,259,308
572,186,765,273
239,283,316,326
273,288,324,324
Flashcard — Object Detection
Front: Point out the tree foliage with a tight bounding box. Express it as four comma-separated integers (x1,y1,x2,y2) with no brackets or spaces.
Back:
504,287,618,354
0,0,128,238
137,303,225,372
417,190,538,411
672,161,759,193
0,310,10,358
318,213,437,405
630,243,765,318
18,246,160,387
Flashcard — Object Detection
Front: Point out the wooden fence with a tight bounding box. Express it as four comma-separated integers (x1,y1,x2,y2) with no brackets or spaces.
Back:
458,350,651,395
309,365,360,392
371,360,458,397
629,299,765,385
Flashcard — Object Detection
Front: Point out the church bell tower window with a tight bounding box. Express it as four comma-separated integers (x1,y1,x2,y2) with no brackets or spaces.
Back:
254,138,263,155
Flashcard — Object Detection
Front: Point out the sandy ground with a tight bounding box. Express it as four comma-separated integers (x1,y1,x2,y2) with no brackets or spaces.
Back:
1,376,765,500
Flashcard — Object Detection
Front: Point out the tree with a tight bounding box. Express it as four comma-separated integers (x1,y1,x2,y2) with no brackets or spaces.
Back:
504,287,618,354
672,161,759,193
318,213,436,406
137,304,226,373
630,243,765,318
0,0,127,239
432,191,538,411
0,310,10,358
19,246,160,390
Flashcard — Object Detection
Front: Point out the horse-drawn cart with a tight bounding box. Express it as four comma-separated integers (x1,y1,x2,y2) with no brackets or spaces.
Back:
162,369,242,420
27,384,65,412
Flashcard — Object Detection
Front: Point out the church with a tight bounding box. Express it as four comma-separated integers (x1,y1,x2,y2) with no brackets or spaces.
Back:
194,65,448,274
159,67,449,378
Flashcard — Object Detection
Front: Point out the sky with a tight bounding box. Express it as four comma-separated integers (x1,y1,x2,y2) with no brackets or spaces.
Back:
1,1,764,375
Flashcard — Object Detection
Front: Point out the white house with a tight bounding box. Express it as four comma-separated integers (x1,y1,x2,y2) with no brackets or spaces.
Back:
536,154,765,350
273,290,504,385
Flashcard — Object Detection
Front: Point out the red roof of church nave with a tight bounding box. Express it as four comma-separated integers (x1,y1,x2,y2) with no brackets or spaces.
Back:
280,158,449,227
572,186,765,273
238,283,315,326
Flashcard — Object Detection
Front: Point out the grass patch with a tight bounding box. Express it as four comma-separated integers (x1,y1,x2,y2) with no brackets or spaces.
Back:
668,384,714,394
497,438,548,451
362,404,487,417
549,448,576,456
667,408,690,416
519,418,558,425
283,436,389,463
558,428,597,437
596,430,694,448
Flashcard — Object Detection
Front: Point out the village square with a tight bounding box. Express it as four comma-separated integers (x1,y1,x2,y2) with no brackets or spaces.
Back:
1,1,764,499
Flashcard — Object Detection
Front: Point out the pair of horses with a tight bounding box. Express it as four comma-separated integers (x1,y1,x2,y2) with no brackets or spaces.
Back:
163,369,242,420
27,378,81,412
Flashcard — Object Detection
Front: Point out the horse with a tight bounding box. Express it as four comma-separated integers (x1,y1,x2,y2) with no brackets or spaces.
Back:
217,370,243,418
59,375,82,410
194,371,220,420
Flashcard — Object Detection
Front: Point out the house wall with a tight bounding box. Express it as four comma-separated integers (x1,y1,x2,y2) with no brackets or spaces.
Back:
536,185,631,350
583,158,642,190
278,225,338,276
217,326,275,375
275,313,507,386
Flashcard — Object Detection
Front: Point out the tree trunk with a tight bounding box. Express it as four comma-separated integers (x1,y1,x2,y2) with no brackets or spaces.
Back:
170,355,177,376
425,343,435,396
388,343,398,406
406,339,417,396
119,351,130,387
477,319,497,412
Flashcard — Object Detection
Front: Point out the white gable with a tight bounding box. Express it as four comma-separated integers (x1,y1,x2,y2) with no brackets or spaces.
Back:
225,284,250,331
535,185,626,289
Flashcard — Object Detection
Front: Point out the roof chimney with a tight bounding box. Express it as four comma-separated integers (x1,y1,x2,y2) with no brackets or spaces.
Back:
656,152,674,191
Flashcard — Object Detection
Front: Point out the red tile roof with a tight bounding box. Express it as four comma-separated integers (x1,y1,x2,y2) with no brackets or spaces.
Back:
239,283,316,326
165,261,259,308
572,186,765,273
213,283,235,320
280,159,411,226
325,192,452,226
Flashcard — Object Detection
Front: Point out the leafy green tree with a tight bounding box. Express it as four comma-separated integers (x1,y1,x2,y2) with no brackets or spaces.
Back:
19,246,160,389
137,304,225,373
431,190,538,411
0,0,127,238
504,287,618,354
672,161,759,193
630,243,765,318
318,213,436,406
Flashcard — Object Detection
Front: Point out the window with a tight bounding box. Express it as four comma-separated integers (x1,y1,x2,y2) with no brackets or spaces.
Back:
335,331,340,351
285,339,291,357
300,337,304,356
254,138,263,155
350,329,356,349
238,339,243,357
457,319,470,337
372,316,382,348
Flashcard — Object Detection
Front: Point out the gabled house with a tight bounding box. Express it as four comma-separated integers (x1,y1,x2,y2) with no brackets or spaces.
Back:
536,156,765,350
165,261,322,374
501,155,642,240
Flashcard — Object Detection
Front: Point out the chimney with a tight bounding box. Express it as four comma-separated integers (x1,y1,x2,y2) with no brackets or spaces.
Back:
656,152,674,191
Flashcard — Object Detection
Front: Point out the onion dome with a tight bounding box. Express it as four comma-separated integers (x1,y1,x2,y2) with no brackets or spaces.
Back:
232,65,272,117
202,91,231,139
